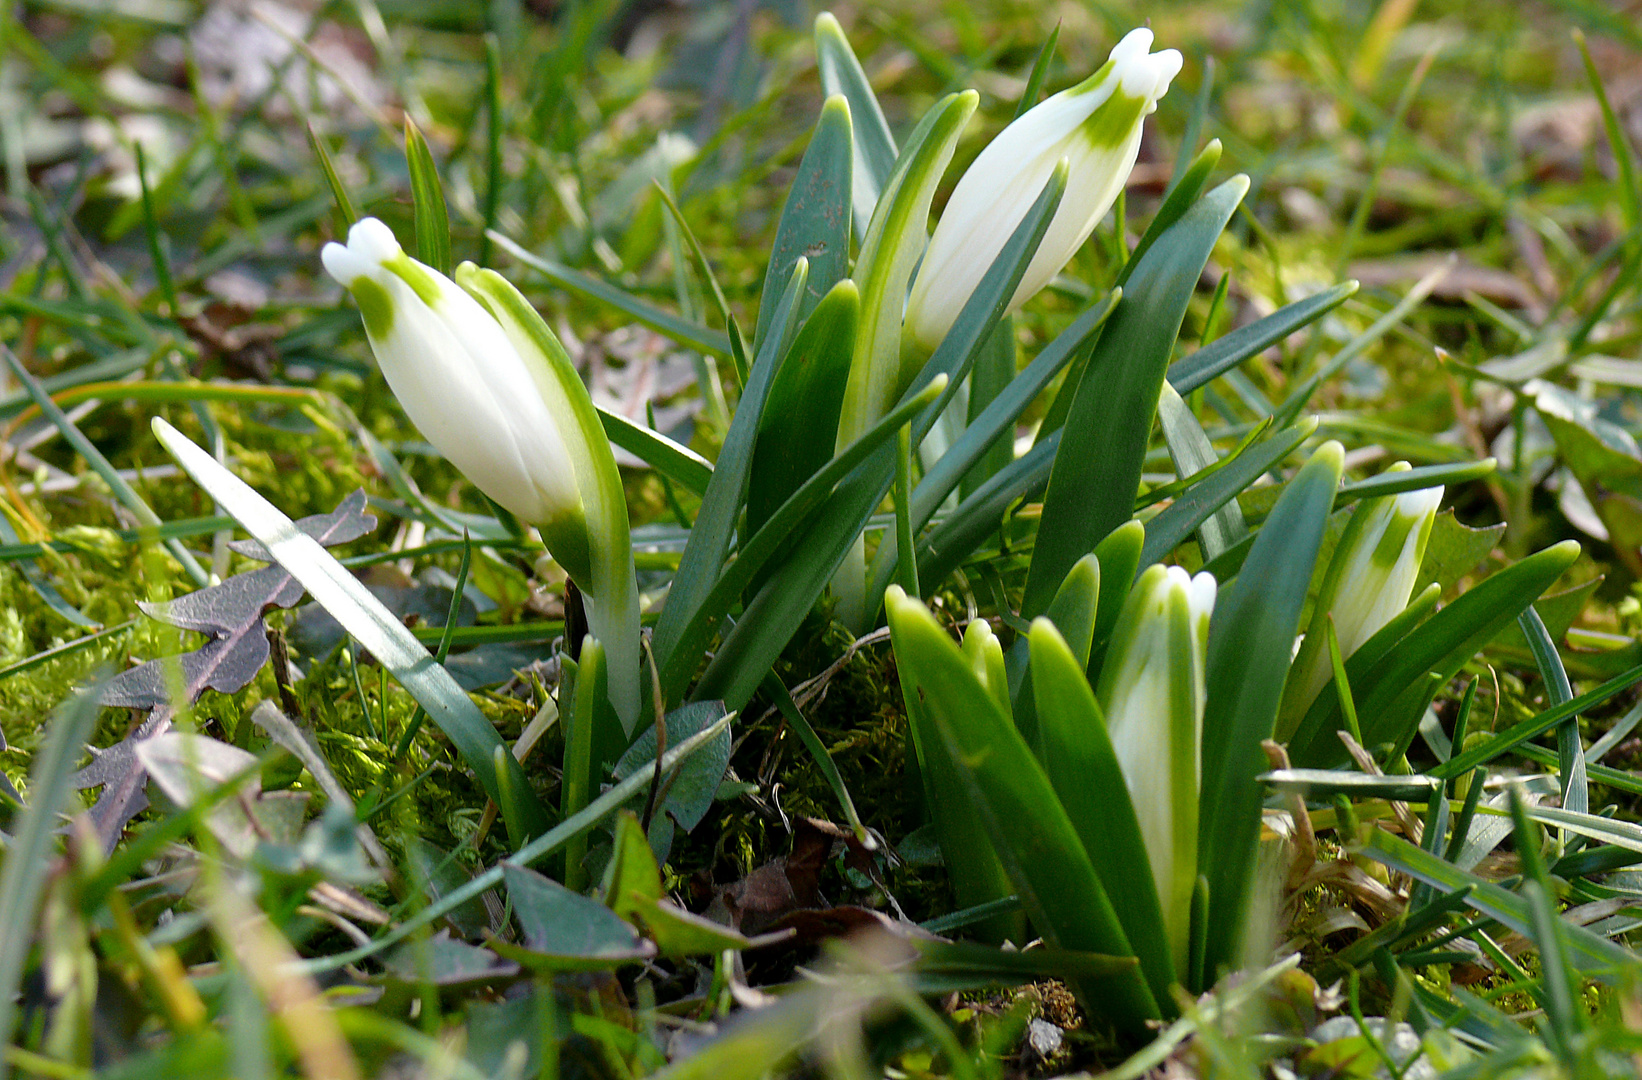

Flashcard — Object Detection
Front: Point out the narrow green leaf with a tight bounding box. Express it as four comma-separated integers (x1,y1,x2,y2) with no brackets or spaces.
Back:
1024,175,1249,618
961,316,1018,500
1118,141,1224,290
1044,554,1101,670
756,96,852,349
1576,30,1642,232
815,11,898,241
1010,23,1060,122
867,292,1119,606
745,281,859,543
658,375,948,706
1338,458,1496,501
308,122,358,235
1519,605,1588,821
915,435,1055,593
1198,441,1342,980
152,419,551,842
597,407,713,496
404,117,452,276
694,160,1069,713
561,640,604,892
651,261,809,681
1157,381,1245,561
1137,421,1316,569
887,590,1160,1029
489,230,731,357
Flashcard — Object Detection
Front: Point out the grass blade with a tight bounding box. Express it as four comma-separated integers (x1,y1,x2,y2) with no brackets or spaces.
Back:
0,684,103,1079
151,419,551,843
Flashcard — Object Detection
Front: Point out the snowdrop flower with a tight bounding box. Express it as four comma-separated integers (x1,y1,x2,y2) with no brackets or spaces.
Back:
323,218,641,728
904,28,1182,353
1280,474,1443,734
1096,564,1216,973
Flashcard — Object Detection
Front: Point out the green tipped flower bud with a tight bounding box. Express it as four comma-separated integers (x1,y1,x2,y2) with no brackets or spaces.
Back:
1280,473,1443,735
323,218,641,728
1096,564,1216,972
903,28,1182,353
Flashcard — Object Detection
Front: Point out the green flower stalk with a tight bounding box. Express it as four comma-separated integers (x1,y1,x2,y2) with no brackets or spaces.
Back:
323,218,641,729
1277,473,1443,739
902,28,1182,354
1096,564,1216,974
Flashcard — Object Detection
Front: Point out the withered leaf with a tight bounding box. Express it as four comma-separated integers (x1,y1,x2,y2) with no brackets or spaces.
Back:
74,490,375,845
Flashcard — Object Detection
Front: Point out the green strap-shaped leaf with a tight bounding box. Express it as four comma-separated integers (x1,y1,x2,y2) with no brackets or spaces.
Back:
1137,421,1316,570
151,418,552,843
405,117,452,276
837,90,977,450
1518,605,1589,821
887,589,1160,1029
1165,281,1358,396
814,12,898,242
865,291,1120,606
652,261,810,684
961,316,1018,500
894,617,1019,945
1036,141,1226,441
755,96,852,349
0,683,102,1060
1024,176,1249,618
597,407,713,496
1197,441,1342,983
745,281,859,546
1289,541,1583,768
489,230,731,357
691,165,1067,713
1030,619,1174,1004
1157,381,1246,562
658,376,947,705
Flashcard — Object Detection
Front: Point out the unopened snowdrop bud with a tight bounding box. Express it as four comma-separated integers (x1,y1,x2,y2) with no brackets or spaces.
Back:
323,218,641,728
903,28,1182,353
1096,564,1216,973
1279,473,1442,735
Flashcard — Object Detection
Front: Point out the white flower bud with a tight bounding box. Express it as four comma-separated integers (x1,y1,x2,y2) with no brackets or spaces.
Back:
904,29,1182,353
1096,564,1216,972
324,218,641,727
1280,477,1443,732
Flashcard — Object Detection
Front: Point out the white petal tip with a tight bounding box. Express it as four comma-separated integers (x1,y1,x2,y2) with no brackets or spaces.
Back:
321,241,371,288
1110,29,1182,103
346,216,403,263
